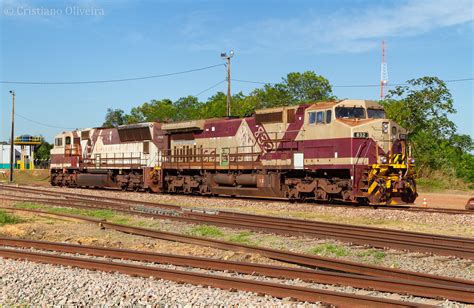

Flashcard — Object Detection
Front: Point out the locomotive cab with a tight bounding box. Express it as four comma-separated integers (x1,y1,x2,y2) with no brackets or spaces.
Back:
302,100,416,205
334,101,417,204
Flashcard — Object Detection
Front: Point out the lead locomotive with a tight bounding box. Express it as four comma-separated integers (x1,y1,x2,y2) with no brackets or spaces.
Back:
50,99,417,205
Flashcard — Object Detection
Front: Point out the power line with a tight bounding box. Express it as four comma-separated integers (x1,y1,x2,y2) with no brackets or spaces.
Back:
1,64,225,85
194,79,227,97
15,113,77,130
14,80,227,130
232,78,267,85
231,77,474,88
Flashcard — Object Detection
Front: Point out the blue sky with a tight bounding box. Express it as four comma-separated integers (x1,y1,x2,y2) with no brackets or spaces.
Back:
0,0,472,142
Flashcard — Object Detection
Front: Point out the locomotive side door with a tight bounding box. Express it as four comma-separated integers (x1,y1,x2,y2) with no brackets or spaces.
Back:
293,153,304,169
95,154,101,168
220,147,230,166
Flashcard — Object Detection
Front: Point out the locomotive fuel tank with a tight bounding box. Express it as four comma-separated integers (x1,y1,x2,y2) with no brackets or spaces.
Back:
213,174,236,186
235,174,258,186
76,174,115,187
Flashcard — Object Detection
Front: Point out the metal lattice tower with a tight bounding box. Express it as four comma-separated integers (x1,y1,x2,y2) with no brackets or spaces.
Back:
380,41,389,100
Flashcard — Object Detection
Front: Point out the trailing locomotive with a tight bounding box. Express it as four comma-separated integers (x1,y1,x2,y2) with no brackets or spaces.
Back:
50,99,417,205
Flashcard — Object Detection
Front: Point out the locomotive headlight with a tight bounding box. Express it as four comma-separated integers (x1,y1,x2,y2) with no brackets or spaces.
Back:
409,158,415,164
380,156,387,164
382,122,389,134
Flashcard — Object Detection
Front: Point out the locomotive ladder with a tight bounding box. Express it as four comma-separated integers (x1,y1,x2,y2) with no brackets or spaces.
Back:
353,139,373,194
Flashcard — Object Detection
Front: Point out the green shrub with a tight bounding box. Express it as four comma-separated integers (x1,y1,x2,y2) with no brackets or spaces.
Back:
0,210,21,226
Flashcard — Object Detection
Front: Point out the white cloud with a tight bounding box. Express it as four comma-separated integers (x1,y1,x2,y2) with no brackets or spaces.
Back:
180,0,473,54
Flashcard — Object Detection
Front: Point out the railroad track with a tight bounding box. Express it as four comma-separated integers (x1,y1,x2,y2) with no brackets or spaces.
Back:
1,185,474,259
1,237,472,305
6,183,474,215
2,206,474,291
0,247,413,307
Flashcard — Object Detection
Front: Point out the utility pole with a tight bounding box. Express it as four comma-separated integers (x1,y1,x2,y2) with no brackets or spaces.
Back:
221,50,234,117
9,90,15,182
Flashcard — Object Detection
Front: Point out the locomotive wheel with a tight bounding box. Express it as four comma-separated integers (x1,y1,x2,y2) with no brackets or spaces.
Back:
367,179,387,204
401,179,417,204
401,189,417,203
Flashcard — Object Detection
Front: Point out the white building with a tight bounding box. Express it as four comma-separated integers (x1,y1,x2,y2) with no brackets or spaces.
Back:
0,144,22,169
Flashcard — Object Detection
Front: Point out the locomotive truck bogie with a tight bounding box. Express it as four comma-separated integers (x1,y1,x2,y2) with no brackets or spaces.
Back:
50,99,417,205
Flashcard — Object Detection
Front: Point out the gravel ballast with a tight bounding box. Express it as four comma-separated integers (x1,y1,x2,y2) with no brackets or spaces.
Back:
18,186,473,235
0,250,462,307
0,257,318,306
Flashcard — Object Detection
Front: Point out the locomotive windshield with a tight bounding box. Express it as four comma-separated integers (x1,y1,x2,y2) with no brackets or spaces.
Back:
335,107,366,119
367,108,386,119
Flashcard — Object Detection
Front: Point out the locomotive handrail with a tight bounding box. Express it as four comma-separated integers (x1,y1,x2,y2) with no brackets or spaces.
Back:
161,145,263,170
82,152,147,168
354,139,372,166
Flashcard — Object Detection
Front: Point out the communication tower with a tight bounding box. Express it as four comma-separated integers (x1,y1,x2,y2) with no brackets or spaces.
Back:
380,41,389,100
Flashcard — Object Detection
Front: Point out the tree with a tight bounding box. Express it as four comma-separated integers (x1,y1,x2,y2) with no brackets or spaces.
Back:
382,77,456,139
382,76,473,182
103,108,127,128
104,70,334,126
128,99,176,122
243,71,334,111
283,71,333,103
174,96,203,121
247,83,292,109
34,140,52,161
200,92,248,118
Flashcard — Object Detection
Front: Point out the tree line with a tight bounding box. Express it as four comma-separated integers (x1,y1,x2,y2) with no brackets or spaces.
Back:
98,71,470,187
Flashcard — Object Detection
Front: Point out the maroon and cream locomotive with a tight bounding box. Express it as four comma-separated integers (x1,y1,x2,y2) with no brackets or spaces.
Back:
50,99,417,205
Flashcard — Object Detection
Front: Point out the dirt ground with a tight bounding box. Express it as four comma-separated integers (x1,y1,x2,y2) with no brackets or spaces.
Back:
0,209,287,267
0,169,50,186
415,191,472,209
1,205,473,281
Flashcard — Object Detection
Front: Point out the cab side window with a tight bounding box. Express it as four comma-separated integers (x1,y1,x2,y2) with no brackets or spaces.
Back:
308,112,316,125
54,138,63,147
316,111,324,124
309,110,333,125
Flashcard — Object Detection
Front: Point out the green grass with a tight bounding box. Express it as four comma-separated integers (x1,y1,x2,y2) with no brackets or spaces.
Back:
416,178,449,192
309,243,351,257
0,169,50,185
417,171,474,192
356,249,387,262
0,210,21,226
228,231,253,244
14,202,117,220
187,225,224,237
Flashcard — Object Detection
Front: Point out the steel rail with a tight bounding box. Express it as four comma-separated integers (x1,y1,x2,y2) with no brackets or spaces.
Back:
2,183,471,215
2,206,472,289
1,237,472,303
2,237,473,303
9,184,474,215
3,189,472,249
0,248,433,308
4,193,474,253
2,193,474,259
3,185,472,244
